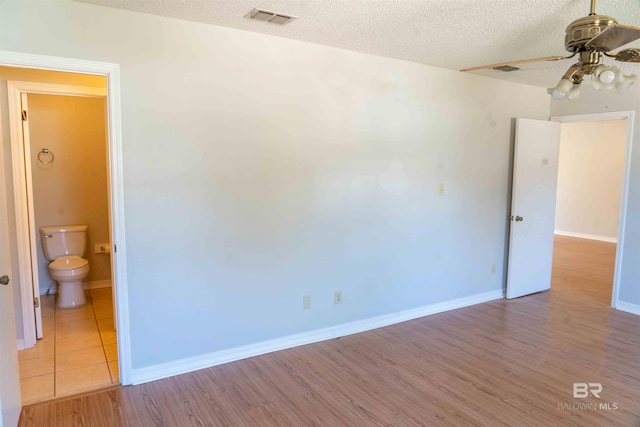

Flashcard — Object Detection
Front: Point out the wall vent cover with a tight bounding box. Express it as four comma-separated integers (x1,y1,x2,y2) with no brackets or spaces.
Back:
245,8,297,26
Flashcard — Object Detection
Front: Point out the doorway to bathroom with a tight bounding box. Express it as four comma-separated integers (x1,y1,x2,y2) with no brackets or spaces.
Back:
1,62,128,404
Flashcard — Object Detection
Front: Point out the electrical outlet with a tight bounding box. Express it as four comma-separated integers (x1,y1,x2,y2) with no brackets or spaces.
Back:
303,295,311,310
438,183,445,196
491,263,497,274
334,291,342,305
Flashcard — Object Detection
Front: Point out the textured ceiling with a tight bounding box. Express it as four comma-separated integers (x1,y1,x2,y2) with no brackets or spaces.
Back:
74,0,640,88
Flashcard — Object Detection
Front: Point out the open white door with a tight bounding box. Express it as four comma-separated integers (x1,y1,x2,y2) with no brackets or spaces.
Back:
0,139,22,425
506,118,561,299
20,93,43,340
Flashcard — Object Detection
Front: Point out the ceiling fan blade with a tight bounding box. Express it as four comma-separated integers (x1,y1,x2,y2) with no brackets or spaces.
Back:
613,48,640,62
586,24,640,51
460,56,567,72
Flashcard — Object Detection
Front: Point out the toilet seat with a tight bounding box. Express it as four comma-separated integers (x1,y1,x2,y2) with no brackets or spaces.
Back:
50,255,89,270
49,256,90,280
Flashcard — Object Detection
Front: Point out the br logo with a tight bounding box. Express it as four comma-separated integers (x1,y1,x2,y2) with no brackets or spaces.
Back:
573,383,603,398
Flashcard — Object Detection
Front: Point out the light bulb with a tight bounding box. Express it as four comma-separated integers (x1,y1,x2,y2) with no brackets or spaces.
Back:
599,69,616,84
552,88,567,100
593,65,621,91
567,85,581,100
548,78,574,100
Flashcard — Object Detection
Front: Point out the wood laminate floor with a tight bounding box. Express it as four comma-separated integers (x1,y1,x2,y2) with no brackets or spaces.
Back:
18,237,640,426
551,235,616,306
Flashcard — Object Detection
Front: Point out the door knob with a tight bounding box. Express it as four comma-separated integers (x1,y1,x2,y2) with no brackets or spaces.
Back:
0,275,9,286
515,216,524,222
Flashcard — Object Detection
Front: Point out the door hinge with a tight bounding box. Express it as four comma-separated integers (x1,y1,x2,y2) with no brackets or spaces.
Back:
114,244,117,253
34,296,40,308
22,110,28,121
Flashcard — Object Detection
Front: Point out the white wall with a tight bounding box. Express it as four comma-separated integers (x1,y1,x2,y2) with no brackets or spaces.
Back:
555,120,626,242
552,85,640,308
0,1,551,371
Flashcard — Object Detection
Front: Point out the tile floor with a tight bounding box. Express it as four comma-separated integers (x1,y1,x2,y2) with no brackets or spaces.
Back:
18,287,118,404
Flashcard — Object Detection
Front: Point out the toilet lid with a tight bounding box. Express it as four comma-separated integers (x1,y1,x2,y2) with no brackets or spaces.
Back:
50,256,89,270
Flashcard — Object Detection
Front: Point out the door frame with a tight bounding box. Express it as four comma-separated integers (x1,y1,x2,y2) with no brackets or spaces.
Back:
7,81,107,346
0,50,132,385
551,110,635,309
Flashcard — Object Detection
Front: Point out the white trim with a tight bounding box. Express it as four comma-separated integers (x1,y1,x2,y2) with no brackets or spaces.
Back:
551,111,634,310
616,301,640,316
131,289,503,385
8,81,106,97
84,280,112,290
0,50,132,386
554,230,617,243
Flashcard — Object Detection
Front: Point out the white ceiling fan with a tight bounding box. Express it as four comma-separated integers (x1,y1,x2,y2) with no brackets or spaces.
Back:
461,0,640,100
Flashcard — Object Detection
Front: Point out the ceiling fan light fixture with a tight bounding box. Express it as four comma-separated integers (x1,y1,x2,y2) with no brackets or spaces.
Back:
552,62,636,100
567,84,582,100
557,78,574,92
592,64,619,90
548,78,575,99
615,72,637,93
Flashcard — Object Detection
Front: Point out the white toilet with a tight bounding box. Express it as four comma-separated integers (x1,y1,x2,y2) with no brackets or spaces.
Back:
40,225,90,308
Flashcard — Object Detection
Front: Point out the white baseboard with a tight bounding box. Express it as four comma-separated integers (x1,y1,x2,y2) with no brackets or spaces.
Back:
616,301,640,316
554,230,617,243
131,289,504,385
84,280,112,290
16,339,25,351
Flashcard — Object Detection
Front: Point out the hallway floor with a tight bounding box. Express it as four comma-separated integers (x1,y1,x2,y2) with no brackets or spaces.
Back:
18,287,118,404
551,235,616,306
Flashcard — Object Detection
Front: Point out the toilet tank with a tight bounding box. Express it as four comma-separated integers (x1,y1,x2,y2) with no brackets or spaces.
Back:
40,225,88,260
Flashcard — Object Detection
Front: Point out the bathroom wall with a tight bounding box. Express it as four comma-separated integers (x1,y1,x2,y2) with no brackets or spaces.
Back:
0,66,107,341
29,93,111,292
554,119,626,242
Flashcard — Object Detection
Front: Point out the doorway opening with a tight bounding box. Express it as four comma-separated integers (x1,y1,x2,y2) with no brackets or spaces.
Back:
10,78,118,402
0,51,130,405
506,112,633,305
551,113,634,308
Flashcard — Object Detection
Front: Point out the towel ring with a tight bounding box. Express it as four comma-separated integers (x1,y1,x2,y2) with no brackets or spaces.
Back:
38,149,55,165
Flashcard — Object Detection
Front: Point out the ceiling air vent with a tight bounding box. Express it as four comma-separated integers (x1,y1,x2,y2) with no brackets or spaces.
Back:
245,8,297,26
493,65,520,72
